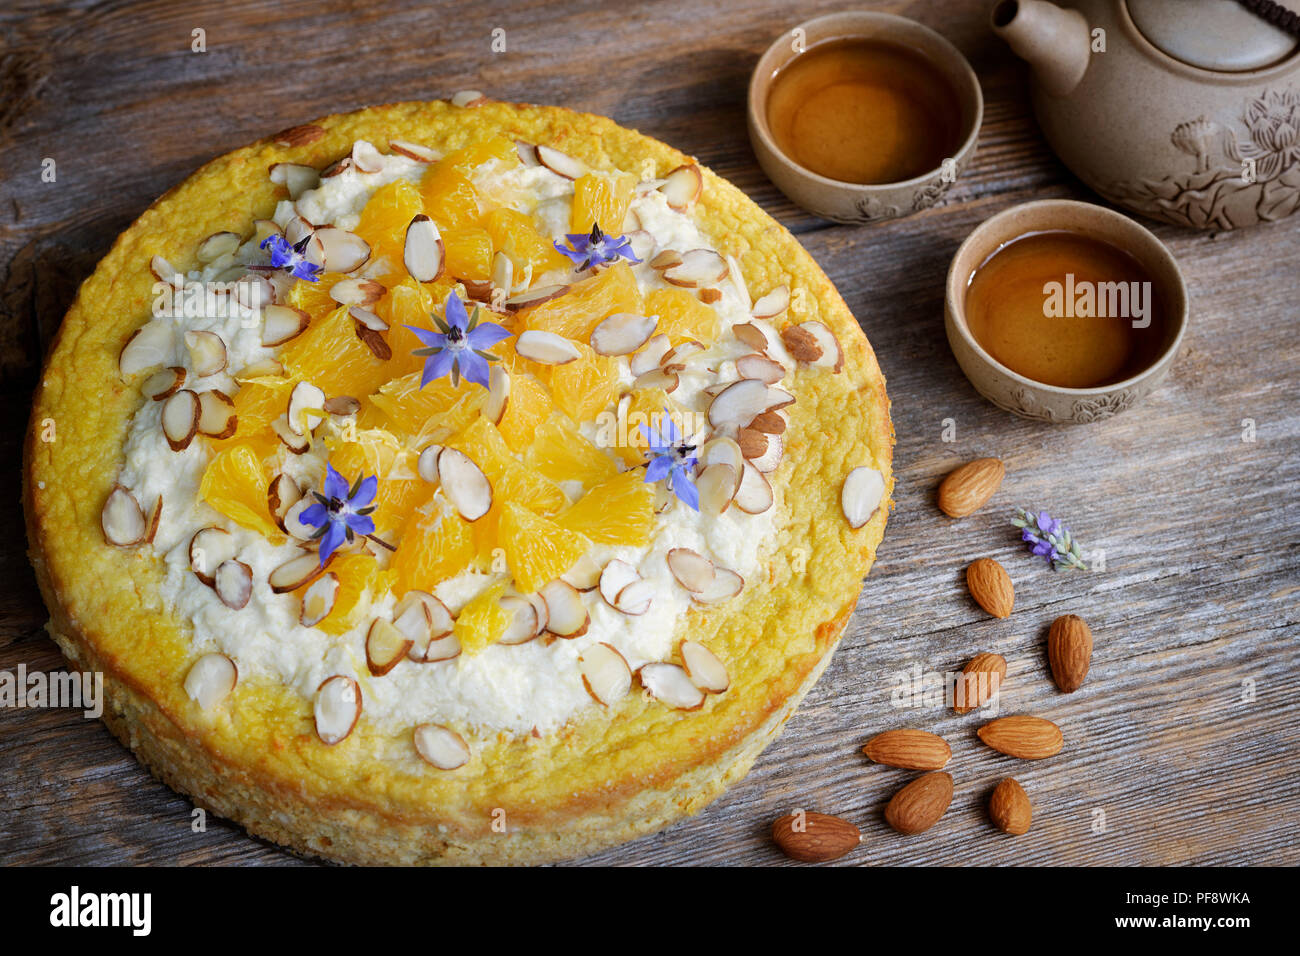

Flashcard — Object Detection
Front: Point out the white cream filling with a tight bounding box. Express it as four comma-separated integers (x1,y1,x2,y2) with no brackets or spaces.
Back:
119,142,792,736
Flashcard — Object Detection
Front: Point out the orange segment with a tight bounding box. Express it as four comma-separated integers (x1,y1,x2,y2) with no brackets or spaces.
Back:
608,387,691,465
557,470,655,546
453,580,510,655
199,443,281,539
441,225,494,281
645,286,721,345
390,496,477,596
324,428,422,536
519,261,641,339
444,417,567,516
365,371,481,439
545,341,621,425
499,501,592,594
287,273,354,320
353,179,425,283
483,207,570,278
314,554,383,635
438,136,519,177
211,376,294,457
280,305,390,398
525,414,618,490
419,164,482,230
497,371,553,453
570,172,635,234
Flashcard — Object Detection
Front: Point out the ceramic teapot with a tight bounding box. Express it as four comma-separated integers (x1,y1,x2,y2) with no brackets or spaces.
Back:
993,0,1300,229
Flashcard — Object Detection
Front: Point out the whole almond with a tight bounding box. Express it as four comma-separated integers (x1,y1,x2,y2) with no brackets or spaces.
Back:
863,729,951,770
954,652,1007,714
884,771,953,835
1048,614,1093,693
771,811,861,862
966,558,1014,618
937,457,1004,518
988,777,1032,835
978,715,1063,759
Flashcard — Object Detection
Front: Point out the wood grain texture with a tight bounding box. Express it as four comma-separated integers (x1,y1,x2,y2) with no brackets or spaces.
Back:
1,0,1297,866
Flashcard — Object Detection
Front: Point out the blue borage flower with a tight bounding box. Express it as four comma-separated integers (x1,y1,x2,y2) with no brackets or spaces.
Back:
259,234,323,282
1012,507,1088,571
554,223,642,272
640,410,699,511
406,290,511,389
300,465,379,565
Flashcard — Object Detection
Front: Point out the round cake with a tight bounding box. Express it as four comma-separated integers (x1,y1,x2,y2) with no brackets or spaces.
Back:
23,98,893,865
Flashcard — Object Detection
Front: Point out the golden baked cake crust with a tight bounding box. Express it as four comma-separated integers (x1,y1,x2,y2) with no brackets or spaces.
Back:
24,99,893,864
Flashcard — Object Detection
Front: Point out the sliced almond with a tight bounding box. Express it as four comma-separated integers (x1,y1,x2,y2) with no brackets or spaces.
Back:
748,431,783,473
591,312,657,356
183,331,228,377
300,572,340,627
632,367,679,393
251,219,282,245
314,675,361,745
267,474,303,531
269,551,329,593
659,164,703,211
733,322,770,353
516,330,581,365
842,465,885,530
613,579,654,615
782,321,844,372
119,321,175,378
737,428,768,460
541,579,589,637
698,287,722,305
161,389,201,451
403,214,445,282
498,595,540,645
348,306,388,332
269,162,320,200
315,227,371,273
143,496,163,544
416,444,443,483
659,340,704,369
638,662,705,711
283,497,318,539
184,653,238,710
561,553,603,591
271,414,311,454
750,284,791,320
354,321,392,360
734,461,773,514
697,463,737,516
149,254,181,286
351,139,385,174
101,485,146,547
525,592,550,635
505,284,570,312
396,592,458,662
235,272,275,310
437,448,492,521
580,643,632,707
707,379,771,431
328,277,385,307
413,723,469,769
197,231,241,264
323,395,361,416
484,366,510,424
736,353,785,384
450,89,487,108
624,229,655,262
321,157,354,179
213,559,252,610
234,358,285,380
197,389,237,439
366,618,413,676
691,566,744,604
681,641,730,693
287,381,326,435
628,333,671,377
142,366,186,401
699,435,745,477
750,409,787,434
764,386,795,411
514,140,539,166
649,249,683,271
599,559,641,610
260,304,311,346
189,527,235,585
535,144,586,179
663,249,729,289
666,548,714,593
283,215,315,246
389,139,436,162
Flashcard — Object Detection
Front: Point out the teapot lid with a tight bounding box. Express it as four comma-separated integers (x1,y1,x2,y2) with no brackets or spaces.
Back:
1127,0,1298,71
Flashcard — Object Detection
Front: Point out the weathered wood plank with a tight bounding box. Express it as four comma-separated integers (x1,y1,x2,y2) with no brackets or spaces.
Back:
1,0,1297,866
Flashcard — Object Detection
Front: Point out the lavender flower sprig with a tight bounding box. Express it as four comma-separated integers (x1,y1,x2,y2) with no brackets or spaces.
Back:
1011,508,1088,571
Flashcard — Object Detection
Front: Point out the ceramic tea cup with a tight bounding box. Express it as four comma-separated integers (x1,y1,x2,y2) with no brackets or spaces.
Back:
748,11,984,224
945,199,1189,424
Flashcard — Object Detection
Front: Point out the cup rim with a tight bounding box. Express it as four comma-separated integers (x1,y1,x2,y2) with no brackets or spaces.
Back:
748,11,985,192
944,199,1190,396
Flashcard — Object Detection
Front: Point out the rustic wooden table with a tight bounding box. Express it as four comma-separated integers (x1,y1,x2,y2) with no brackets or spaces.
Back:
1,0,1297,867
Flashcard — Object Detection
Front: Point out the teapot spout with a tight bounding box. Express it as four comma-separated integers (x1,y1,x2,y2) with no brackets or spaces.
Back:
991,0,1091,97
